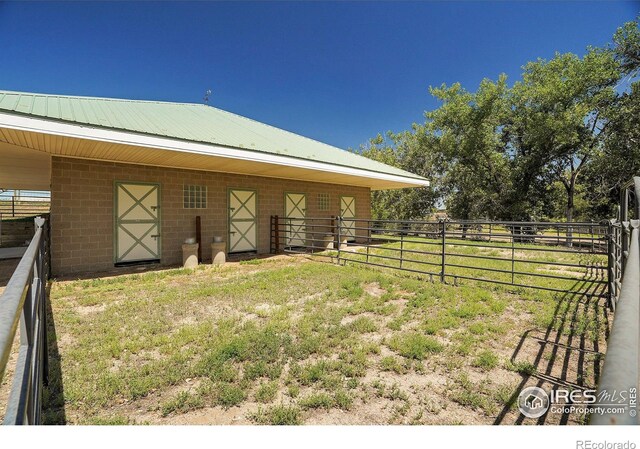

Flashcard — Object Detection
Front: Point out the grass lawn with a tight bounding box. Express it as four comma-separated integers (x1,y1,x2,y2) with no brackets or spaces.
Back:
43,252,609,425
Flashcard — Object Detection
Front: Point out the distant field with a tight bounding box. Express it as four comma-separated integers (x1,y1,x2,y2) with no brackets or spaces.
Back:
336,235,608,294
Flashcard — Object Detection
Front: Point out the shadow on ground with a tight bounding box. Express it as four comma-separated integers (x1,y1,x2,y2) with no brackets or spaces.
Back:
42,285,67,425
494,275,610,425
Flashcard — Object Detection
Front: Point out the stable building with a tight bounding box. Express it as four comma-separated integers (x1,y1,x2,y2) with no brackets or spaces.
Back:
0,90,428,275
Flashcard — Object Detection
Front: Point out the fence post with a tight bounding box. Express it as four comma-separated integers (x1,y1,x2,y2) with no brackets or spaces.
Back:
12,196,15,217
511,228,516,285
336,216,342,265
620,186,629,272
607,220,614,309
440,219,446,283
400,228,404,269
274,215,280,254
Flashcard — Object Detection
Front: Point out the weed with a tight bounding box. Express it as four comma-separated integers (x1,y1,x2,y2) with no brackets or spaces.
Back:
388,332,444,360
215,383,247,408
251,404,301,425
255,381,278,403
380,356,408,374
299,392,335,410
473,350,499,371
161,391,204,417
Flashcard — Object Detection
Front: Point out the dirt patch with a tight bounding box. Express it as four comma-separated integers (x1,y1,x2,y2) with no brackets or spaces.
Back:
76,304,107,315
363,282,386,297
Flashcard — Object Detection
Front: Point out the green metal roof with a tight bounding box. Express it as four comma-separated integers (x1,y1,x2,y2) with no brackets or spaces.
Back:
0,90,426,181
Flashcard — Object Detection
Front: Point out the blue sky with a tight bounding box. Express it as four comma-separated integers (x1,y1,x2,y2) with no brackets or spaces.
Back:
0,1,637,150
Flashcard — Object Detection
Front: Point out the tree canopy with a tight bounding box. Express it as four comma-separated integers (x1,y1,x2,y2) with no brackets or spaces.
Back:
360,18,640,222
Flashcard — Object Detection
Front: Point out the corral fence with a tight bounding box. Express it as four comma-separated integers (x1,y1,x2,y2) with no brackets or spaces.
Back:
0,191,51,220
271,209,638,425
591,177,639,425
0,217,50,424
270,215,609,297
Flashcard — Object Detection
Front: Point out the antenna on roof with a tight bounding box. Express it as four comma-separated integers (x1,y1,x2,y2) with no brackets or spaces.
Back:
203,89,212,105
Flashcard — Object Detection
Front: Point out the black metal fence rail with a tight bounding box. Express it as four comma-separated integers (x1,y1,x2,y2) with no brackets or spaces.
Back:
0,194,51,220
270,215,609,296
270,215,338,259
0,217,49,425
592,177,640,425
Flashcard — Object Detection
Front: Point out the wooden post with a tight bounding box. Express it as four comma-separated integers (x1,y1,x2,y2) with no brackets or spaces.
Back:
195,216,202,262
400,232,404,269
274,215,280,254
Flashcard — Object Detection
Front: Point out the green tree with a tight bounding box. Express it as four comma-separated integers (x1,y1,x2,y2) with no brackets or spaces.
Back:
506,48,619,223
425,75,512,220
582,18,640,218
613,17,640,77
358,131,438,220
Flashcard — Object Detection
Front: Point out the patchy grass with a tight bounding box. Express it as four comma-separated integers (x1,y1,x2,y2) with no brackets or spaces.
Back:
473,350,499,371
250,404,302,425
388,332,443,360
43,254,608,425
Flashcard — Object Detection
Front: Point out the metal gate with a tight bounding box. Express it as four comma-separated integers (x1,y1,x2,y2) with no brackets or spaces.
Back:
285,193,306,247
229,189,257,253
340,196,356,242
114,182,160,263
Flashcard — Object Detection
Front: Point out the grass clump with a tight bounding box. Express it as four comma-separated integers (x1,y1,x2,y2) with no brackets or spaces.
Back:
505,360,536,375
349,316,379,333
298,392,335,410
251,404,302,425
380,356,408,374
473,350,499,371
388,332,444,360
215,382,247,408
161,391,204,417
254,381,278,404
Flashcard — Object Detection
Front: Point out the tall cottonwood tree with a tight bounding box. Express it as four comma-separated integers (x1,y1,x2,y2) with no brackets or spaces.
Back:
361,19,637,223
424,76,512,220
502,49,619,223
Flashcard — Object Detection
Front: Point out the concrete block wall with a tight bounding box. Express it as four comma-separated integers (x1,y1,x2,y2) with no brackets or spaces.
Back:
50,157,371,275
0,219,35,248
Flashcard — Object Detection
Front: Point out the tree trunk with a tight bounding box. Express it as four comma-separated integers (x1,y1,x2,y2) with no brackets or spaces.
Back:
565,181,574,247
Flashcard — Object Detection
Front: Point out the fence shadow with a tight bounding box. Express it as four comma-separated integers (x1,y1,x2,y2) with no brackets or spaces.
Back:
493,276,610,425
41,286,66,425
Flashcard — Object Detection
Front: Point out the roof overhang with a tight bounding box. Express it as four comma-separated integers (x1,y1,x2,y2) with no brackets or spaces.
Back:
0,141,51,190
0,112,429,191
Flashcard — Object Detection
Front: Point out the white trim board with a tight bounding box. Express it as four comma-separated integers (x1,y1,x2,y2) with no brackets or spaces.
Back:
0,112,429,190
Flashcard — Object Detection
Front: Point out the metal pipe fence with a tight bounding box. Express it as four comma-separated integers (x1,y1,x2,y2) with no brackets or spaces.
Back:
0,194,51,220
271,210,639,425
591,177,640,425
270,215,609,296
0,217,49,425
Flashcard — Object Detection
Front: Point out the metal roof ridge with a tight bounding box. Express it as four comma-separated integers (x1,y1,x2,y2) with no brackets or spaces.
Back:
0,89,200,107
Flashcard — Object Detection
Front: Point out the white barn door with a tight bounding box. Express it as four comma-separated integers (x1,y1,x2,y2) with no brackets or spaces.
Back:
340,196,356,242
229,189,257,253
285,193,306,247
115,182,161,263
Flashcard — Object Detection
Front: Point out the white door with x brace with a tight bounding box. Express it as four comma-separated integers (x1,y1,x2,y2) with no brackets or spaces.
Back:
340,196,356,242
285,193,306,247
115,182,161,263
229,189,257,253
